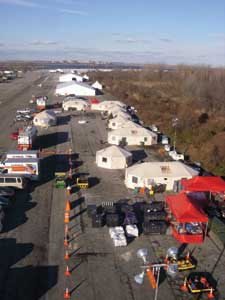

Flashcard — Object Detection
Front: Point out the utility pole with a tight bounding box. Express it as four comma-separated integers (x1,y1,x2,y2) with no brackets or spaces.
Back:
172,117,179,150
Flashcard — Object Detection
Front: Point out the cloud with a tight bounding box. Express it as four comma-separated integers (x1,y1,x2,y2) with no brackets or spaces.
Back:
159,38,173,43
58,8,88,15
29,40,59,46
115,38,151,44
0,0,43,8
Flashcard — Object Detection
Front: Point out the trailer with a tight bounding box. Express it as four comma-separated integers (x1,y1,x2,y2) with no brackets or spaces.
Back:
0,158,40,180
36,96,47,111
17,126,38,150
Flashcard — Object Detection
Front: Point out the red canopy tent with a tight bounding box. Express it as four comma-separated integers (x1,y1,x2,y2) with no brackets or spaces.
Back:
181,176,225,193
166,193,208,243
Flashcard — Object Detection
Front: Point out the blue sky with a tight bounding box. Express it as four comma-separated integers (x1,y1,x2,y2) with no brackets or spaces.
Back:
0,0,225,65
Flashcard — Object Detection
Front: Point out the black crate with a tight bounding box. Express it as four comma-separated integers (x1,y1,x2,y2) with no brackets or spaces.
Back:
142,221,167,235
92,213,105,228
106,213,120,227
144,211,167,222
87,204,97,218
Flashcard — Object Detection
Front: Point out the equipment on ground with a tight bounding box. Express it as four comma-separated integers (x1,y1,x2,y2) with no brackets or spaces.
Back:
76,176,89,188
185,272,215,296
54,172,66,188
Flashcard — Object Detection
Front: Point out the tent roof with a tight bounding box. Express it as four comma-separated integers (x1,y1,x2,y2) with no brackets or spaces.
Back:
181,176,225,192
35,110,56,119
108,127,157,138
126,162,198,178
166,193,208,222
56,82,95,90
96,145,132,158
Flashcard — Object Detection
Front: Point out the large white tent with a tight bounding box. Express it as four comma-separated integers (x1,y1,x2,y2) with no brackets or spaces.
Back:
108,127,157,146
92,81,103,90
125,161,199,190
55,82,96,96
59,73,84,82
108,116,137,130
96,145,132,169
62,99,89,111
33,110,57,127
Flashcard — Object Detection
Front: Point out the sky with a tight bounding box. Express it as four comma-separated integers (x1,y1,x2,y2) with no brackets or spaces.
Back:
0,0,225,65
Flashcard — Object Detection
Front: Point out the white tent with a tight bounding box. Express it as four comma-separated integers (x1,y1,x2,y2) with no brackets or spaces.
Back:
62,99,89,111
96,145,132,169
92,81,103,90
83,74,89,81
91,100,126,111
125,161,199,190
108,127,157,146
55,82,96,96
59,73,83,82
33,110,57,127
108,116,137,130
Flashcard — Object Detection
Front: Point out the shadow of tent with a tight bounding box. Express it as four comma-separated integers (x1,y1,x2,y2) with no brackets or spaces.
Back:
130,149,147,163
1,265,58,300
2,193,37,232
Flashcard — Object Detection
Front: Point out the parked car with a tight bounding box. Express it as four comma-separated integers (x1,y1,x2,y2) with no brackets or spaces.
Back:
0,187,16,199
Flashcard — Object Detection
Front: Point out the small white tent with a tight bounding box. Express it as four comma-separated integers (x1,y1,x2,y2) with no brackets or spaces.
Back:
92,81,103,90
62,99,89,111
108,127,157,146
125,161,199,190
55,82,96,96
33,110,57,127
83,74,89,81
59,73,83,83
96,145,132,169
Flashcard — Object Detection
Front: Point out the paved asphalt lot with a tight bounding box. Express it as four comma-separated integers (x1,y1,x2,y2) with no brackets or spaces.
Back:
0,72,224,300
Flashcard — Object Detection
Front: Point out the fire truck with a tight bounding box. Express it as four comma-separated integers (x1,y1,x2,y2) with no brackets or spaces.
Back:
17,126,38,150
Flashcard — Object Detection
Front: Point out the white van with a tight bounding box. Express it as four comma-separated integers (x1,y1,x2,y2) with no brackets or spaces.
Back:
0,174,27,189
6,150,39,159
1,158,40,181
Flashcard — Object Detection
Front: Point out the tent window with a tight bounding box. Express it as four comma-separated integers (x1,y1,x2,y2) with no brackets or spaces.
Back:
132,176,138,184
164,178,168,181
112,136,116,141
144,137,148,142
112,123,115,126
102,157,107,163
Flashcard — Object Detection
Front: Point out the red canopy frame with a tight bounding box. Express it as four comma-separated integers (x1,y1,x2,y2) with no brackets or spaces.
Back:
166,193,208,244
181,176,225,193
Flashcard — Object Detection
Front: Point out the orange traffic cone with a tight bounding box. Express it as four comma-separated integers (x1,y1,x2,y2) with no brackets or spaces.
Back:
64,250,70,260
207,287,215,299
185,251,190,261
64,288,71,299
66,186,71,197
65,224,70,234
64,265,71,277
65,199,71,212
64,235,69,246
64,211,70,224
181,277,188,292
